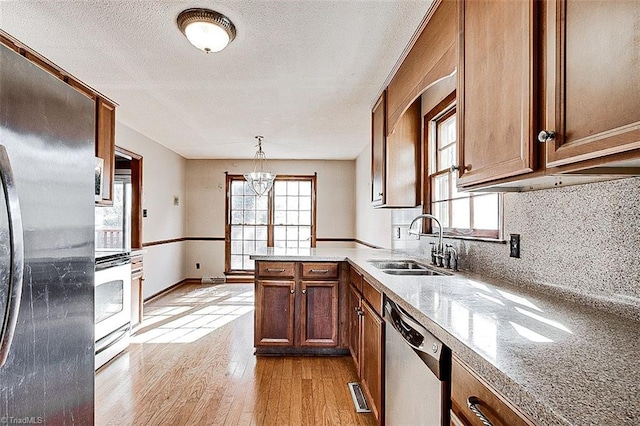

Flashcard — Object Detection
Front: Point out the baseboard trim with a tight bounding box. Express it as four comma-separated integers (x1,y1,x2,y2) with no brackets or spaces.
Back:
225,275,254,284
143,279,192,303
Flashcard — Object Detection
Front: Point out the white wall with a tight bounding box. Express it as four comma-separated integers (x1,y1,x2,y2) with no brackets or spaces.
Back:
115,123,187,299
355,144,392,249
185,159,356,278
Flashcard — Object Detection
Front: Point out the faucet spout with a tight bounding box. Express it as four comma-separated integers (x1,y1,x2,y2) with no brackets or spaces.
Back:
408,214,443,254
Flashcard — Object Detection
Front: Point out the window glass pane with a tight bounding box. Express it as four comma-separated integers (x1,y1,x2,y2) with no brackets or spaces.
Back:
473,194,499,230
244,196,255,210
299,196,311,210
255,226,268,241
256,196,268,211
231,241,243,255
274,226,286,241
287,181,299,196
438,145,456,172
451,198,470,229
231,226,243,240
299,239,311,248
256,240,268,253
274,240,286,249
299,226,311,242
287,227,299,241
299,211,311,225
256,210,268,225
438,115,456,148
274,181,287,196
243,256,253,270
275,196,287,210
274,211,286,225
299,181,311,196
244,210,256,224
231,211,243,224
434,174,449,201
232,196,243,210
243,240,255,254
287,196,299,210
244,226,255,240
231,181,244,196
231,255,243,270
432,202,449,228
451,174,469,199
287,211,298,225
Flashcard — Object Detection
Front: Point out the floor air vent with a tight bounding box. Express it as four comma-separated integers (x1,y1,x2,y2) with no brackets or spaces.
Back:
348,382,371,413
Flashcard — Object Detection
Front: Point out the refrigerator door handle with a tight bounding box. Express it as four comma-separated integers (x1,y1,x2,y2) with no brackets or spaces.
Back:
0,144,24,367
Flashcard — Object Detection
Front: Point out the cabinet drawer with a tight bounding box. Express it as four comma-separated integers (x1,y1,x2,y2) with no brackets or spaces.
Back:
451,357,533,426
349,266,363,292
257,262,295,278
301,262,338,279
362,278,382,317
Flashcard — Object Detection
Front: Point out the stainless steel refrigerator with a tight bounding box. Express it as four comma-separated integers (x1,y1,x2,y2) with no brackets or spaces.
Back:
0,43,95,422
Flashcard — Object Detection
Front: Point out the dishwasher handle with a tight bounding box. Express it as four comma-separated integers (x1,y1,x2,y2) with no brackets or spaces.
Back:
384,298,450,380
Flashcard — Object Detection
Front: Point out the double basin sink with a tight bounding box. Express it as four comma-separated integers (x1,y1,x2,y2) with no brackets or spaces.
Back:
369,260,451,276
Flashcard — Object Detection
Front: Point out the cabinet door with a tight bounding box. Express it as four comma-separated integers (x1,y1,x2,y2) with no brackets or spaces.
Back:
544,0,640,168
255,280,295,346
130,273,143,329
457,0,539,187
451,357,533,426
96,97,115,204
299,280,339,347
371,92,386,206
360,300,384,422
347,284,361,374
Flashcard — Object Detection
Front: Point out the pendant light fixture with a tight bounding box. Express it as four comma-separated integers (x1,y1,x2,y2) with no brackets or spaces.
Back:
177,8,236,53
244,136,276,197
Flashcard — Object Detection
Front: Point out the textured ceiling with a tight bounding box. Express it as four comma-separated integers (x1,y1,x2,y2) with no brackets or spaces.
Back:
0,0,432,160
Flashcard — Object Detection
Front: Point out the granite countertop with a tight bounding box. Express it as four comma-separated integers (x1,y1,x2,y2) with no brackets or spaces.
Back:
251,247,640,425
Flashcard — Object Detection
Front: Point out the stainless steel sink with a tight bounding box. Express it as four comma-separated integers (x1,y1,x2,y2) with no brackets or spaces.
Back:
368,260,427,270
368,259,450,276
383,269,445,276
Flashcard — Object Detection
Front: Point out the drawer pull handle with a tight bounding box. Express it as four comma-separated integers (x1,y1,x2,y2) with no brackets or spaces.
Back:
467,396,494,426
267,268,286,273
309,269,329,273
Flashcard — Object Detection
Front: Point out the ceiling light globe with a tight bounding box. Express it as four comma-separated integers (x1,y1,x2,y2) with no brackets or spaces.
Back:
177,8,236,54
184,21,230,53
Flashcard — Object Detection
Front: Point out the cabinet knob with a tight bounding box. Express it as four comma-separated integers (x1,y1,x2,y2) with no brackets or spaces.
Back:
537,130,556,143
450,164,470,173
301,289,306,294
378,192,383,197
290,289,295,294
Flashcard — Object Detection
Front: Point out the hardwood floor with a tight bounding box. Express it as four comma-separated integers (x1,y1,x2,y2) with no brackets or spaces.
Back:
95,283,377,425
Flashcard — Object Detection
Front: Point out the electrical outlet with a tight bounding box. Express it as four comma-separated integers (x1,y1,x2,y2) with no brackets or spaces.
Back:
196,263,200,269
173,196,180,206
143,209,148,218
510,234,520,258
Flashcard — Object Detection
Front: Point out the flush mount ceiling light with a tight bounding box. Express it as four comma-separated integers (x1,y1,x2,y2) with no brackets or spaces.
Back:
177,8,236,53
244,136,276,197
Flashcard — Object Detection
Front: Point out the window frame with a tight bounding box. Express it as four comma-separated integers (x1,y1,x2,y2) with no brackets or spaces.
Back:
224,173,317,274
423,93,503,240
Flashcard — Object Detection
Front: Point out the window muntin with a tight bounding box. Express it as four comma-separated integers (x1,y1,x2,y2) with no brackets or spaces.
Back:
226,175,316,273
428,106,501,239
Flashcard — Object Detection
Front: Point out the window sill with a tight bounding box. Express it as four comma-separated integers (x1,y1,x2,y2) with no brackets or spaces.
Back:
423,233,507,244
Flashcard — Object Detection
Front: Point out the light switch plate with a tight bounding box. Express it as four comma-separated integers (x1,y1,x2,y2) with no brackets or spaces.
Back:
510,234,520,258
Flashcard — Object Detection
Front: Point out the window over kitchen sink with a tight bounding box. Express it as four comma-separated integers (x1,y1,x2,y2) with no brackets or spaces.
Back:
426,98,502,239
225,174,316,273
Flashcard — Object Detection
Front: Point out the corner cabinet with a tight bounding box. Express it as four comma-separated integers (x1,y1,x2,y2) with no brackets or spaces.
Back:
457,0,539,188
254,261,345,355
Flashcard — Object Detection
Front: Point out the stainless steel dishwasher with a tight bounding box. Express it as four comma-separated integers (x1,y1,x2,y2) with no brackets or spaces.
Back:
384,297,450,425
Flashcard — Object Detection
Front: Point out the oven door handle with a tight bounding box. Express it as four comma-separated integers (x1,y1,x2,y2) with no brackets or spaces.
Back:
0,144,24,368
95,323,130,355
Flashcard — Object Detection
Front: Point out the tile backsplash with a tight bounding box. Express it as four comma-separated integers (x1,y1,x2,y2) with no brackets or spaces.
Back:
407,177,640,319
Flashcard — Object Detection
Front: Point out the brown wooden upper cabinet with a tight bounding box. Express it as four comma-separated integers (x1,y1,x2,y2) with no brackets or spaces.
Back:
457,0,539,188
543,0,640,170
456,0,640,191
96,97,116,205
371,92,387,206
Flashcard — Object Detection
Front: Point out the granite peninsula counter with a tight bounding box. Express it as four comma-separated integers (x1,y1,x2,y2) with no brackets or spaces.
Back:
251,247,640,425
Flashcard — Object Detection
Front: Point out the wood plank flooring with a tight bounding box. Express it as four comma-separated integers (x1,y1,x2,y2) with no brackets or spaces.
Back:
95,283,377,425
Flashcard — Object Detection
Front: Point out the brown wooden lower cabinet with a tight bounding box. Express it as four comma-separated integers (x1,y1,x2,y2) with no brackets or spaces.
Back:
255,279,296,346
360,298,384,423
451,356,534,426
348,267,385,425
254,261,344,354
